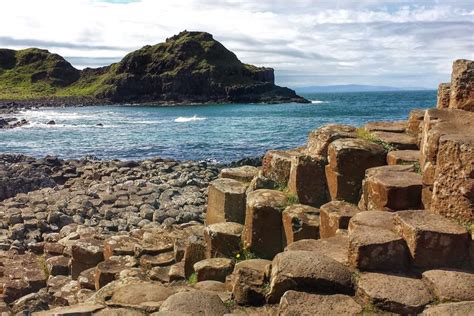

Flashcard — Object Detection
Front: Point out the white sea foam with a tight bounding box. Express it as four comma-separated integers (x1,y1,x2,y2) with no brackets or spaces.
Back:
311,100,328,104
174,115,206,123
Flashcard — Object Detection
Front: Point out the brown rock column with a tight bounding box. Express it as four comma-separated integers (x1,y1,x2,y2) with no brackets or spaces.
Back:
242,189,288,259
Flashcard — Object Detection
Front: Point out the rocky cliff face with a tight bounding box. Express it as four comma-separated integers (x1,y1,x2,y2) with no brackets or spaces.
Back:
0,31,308,104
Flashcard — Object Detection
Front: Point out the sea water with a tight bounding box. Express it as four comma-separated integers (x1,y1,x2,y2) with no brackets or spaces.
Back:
0,90,436,162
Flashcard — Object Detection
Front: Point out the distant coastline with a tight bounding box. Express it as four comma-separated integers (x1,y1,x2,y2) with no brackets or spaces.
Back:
296,84,433,93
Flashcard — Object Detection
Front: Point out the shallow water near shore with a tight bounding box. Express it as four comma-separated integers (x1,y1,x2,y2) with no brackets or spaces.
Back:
1,90,436,162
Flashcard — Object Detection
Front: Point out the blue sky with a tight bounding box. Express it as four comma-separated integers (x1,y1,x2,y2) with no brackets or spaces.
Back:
1,0,473,88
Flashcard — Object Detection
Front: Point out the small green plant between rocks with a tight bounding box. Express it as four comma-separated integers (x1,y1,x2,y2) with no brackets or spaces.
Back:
187,272,198,285
356,128,396,152
276,184,299,207
234,242,259,262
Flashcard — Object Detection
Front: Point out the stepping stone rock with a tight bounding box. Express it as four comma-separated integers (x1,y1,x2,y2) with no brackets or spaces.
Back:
206,178,247,225
278,290,362,316
71,238,104,279
242,189,288,259
282,204,320,245
387,150,420,165
305,124,357,158
194,280,226,292
320,201,359,238
364,121,407,133
372,131,418,150
46,256,70,276
220,166,259,183
285,235,349,265
78,267,96,290
288,154,328,207
267,250,353,303
358,164,415,210
326,138,386,203
33,303,105,316
194,258,234,282
95,256,137,290
394,210,470,268
262,148,304,185
168,262,185,282
160,291,229,315
363,170,422,211
226,258,270,291
183,235,206,278
204,222,243,258
103,236,139,260
348,225,408,271
104,281,176,312
348,210,395,232
422,301,474,316
357,273,432,314
422,269,474,302
231,265,267,305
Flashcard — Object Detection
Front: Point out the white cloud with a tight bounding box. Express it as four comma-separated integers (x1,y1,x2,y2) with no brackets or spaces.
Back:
1,0,473,88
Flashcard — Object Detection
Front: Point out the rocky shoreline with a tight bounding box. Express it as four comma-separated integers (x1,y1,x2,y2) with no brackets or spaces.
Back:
0,59,472,315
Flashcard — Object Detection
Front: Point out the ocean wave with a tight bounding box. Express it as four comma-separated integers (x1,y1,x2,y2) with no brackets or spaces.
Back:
174,115,206,123
311,100,328,104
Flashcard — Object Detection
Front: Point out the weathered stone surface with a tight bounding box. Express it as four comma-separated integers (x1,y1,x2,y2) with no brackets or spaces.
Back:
363,170,422,211
278,290,362,316
422,269,474,302
449,59,473,111
394,210,470,268
356,273,432,314
288,154,328,207
419,108,474,223
242,189,288,259
386,150,420,165
159,291,229,315
364,121,407,133
194,258,234,282
320,201,359,238
348,225,408,271
437,83,451,109
282,204,320,245
204,222,243,258
326,138,386,203
285,235,349,265
267,250,353,303
262,148,304,185
206,178,247,225
220,165,259,183
422,301,474,315
372,131,418,150
94,308,146,316
431,132,474,223
305,124,357,158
